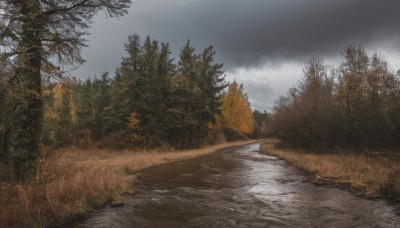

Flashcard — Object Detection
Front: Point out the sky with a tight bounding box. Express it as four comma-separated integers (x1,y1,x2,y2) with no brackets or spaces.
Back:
74,0,400,111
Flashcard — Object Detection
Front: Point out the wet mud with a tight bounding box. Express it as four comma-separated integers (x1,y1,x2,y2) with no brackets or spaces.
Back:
73,144,400,227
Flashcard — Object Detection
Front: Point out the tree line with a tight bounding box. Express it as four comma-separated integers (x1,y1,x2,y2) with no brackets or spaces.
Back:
1,33,262,180
46,35,230,150
267,45,400,151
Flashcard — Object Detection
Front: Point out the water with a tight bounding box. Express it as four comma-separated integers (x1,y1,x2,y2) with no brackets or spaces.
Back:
73,144,400,227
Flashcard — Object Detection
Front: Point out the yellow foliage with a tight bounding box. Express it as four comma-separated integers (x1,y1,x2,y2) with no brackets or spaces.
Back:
220,82,253,134
128,112,147,144
44,83,77,123
128,112,140,130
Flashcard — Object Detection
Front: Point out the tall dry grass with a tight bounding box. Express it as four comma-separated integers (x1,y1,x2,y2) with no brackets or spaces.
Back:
0,140,257,227
260,140,400,198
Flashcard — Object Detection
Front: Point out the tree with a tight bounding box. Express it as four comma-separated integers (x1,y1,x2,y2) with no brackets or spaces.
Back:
251,110,268,138
173,40,198,148
0,61,13,164
193,46,227,145
54,90,73,147
268,45,400,151
0,0,131,180
220,82,253,136
104,35,178,148
73,78,95,143
170,41,227,148
336,45,369,147
336,45,400,148
91,73,112,140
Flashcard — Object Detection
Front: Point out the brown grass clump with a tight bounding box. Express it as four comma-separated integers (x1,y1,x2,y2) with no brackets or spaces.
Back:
0,140,256,227
260,139,400,198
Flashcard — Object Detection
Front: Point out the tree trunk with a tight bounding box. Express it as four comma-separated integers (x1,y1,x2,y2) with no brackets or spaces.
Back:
11,0,43,181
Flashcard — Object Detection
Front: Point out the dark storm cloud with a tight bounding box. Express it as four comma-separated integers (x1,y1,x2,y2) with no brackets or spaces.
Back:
128,0,400,69
77,0,400,110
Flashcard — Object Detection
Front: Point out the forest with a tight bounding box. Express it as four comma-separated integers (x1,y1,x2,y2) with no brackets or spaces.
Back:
0,34,265,180
267,45,400,151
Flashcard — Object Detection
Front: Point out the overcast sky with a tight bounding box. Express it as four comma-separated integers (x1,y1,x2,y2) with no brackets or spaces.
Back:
74,0,400,111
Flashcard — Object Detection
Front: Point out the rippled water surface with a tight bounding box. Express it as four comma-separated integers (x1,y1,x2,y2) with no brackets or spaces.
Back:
73,144,400,227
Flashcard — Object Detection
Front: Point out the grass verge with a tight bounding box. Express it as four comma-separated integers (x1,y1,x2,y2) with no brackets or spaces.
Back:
0,140,257,227
260,139,400,201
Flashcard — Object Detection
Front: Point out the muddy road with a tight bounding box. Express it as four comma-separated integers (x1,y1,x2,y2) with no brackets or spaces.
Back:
74,143,400,227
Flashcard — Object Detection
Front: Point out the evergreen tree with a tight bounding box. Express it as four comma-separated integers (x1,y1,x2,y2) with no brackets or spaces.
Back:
0,0,131,180
135,37,160,146
73,79,95,145
174,40,199,148
190,46,227,146
0,63,13,164
54,92,73,147
153,42,176,144
38,35,228,151
91,73,112,140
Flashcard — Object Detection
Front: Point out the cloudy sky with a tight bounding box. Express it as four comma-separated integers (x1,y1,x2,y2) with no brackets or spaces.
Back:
74,0,400,111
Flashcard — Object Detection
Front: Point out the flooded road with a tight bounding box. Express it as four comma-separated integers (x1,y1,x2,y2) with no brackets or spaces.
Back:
74,143,400,227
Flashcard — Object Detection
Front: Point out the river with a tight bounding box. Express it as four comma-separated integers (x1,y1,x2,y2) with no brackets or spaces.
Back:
73,143,400,227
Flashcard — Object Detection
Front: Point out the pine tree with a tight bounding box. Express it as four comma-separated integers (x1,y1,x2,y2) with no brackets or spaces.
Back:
153,42,176,144
174,40,199,148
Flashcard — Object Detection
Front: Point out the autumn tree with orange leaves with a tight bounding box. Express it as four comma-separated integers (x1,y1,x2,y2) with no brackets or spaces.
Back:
220,82,253,136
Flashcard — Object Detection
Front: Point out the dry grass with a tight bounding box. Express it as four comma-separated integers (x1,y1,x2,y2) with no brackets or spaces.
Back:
260,139,400,198
0,140,257,227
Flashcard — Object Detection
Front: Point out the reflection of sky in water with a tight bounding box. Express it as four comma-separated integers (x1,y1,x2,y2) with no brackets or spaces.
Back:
240,145,400,227
240,146,297,203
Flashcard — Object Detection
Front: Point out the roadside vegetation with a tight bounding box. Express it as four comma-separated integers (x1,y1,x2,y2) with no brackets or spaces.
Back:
261,140,400,199
267,45,400,150
0,140,257,227
264,44,400,204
